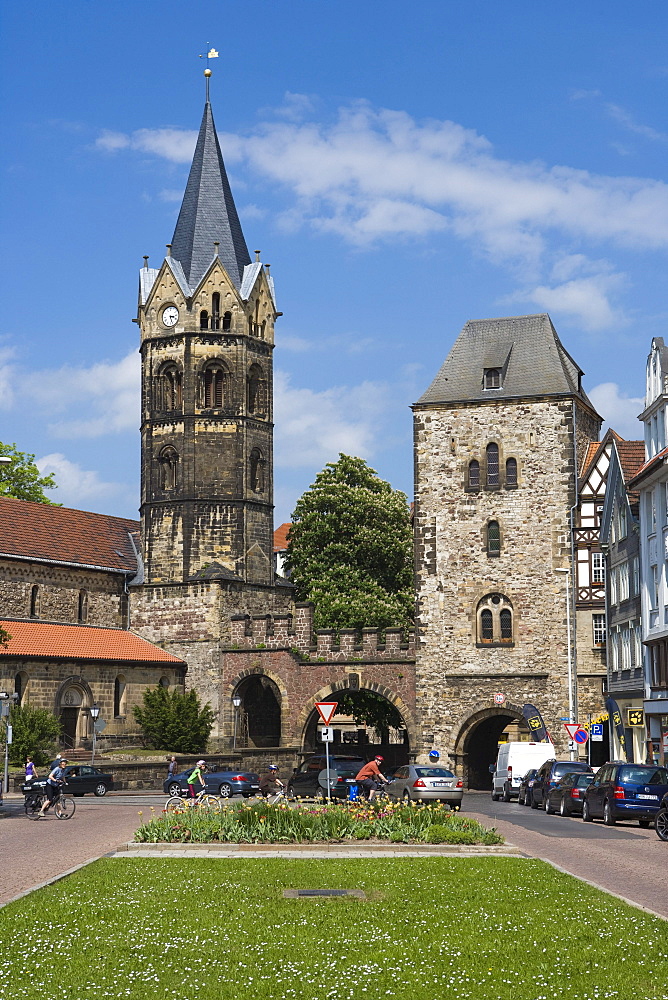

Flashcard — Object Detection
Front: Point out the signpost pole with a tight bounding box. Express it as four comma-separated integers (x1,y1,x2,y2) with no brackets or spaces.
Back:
325,737,330,802
587,714,591,767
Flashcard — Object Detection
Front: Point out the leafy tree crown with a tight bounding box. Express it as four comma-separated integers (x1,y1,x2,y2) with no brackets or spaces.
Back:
0,442,59,504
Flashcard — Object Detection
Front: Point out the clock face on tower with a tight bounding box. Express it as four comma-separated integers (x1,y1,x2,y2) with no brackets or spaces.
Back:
162,305,179,327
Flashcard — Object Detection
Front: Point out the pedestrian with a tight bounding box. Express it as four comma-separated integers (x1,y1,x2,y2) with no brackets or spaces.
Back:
49,752,63,772
25,756,38,782
167,755,177,778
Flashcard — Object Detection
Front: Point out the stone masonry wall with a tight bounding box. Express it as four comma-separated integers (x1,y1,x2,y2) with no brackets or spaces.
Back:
0,558,126,627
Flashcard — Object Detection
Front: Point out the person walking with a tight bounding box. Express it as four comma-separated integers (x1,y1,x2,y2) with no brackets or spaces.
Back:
167,756,177,779
25,756,38,782
355,756,389,801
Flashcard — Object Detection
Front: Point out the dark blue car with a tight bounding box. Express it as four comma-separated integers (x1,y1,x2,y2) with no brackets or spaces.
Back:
164,769,260,798
583,762,668,827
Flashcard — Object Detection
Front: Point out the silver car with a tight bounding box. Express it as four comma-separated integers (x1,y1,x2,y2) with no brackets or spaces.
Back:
387,765,464,809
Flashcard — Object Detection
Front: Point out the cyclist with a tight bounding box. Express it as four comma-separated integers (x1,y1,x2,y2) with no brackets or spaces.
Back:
259,764,283,799
39,757,68,817
355,756,389,801
187,760,207,799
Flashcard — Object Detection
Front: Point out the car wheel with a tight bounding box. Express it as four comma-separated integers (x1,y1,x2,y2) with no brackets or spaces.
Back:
286,785,296,801
218,783,233,799
93,783,107,797
559,797,568,817
638,819,651,829
603,800,616,826
315,787,327,802
491,789,500,801
655,807,668,842
582,799,593,822
530,793,538,809
545,796,554,815
167,782,181,797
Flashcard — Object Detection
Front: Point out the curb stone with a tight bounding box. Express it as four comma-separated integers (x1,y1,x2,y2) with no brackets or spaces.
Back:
540,857,668,923
114,841,523,856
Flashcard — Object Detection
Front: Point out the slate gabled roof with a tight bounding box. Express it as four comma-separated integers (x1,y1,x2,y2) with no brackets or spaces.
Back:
170,100,251,291
0,619,185,665
415,313,599,411
0,497,140,574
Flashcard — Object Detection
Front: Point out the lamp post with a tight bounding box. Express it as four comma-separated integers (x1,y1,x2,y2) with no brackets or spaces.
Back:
555,567,575,760
232,694,242,750
90,703,100,764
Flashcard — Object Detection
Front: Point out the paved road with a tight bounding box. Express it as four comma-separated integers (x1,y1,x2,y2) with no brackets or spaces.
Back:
465,790,668,917
1,790,667,917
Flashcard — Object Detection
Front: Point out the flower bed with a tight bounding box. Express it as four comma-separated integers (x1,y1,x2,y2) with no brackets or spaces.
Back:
134,799,504,845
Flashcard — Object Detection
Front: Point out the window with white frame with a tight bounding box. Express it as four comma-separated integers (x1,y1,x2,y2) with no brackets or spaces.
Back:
621,627,631,670
592,552,605,585
619,561,629,602
652,566,659,609
632,557,640,597
634,623,643,669
611,631,621,671
592,613,606,647
619,503,627,539
610,566,618,606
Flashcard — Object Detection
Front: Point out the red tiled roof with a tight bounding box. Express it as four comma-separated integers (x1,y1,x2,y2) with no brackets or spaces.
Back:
616,440,645,483
273,522,291,553
0,497,140,573
580,440,600,479
0,620,185,664
627,444,668,488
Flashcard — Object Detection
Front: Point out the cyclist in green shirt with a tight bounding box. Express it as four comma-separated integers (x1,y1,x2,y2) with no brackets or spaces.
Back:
188,760,207,798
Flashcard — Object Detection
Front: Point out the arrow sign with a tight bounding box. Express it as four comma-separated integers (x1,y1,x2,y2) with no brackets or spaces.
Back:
315,701,337,726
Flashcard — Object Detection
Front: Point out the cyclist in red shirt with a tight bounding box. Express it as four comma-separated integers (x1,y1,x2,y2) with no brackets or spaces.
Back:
355,756,389,801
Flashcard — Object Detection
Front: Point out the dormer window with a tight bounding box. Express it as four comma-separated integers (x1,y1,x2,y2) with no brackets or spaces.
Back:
484,368,501,389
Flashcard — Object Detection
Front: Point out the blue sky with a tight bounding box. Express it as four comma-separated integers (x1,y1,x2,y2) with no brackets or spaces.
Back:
2,2,668,523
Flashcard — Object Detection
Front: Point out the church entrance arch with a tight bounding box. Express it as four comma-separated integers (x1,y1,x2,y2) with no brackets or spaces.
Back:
453,704,531,790
302,688,410,769
235,674,281,748
55,680,92,749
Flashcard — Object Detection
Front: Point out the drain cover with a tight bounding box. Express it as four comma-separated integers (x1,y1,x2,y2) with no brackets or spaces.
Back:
283,889,366,898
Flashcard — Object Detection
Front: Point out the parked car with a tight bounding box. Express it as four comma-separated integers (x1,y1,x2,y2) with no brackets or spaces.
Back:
287,755,366,800
163,768,260,798
530,760,592,809
491,741,556,801
22,764,114,797
517,768,538,806
387,764,463,808
582,762,668,826
545,771,594,816
655,792,668,841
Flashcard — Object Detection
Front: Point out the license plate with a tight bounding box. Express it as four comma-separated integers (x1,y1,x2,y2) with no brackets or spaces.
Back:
637,794,658,800
432,782,452,788
249,785,259,790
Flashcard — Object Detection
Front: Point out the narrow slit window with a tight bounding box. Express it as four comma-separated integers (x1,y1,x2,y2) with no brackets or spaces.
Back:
500,608,512,641
480,609,493,641
486,443,499,487
222,311,232,331
211,293,220,330
506,457,517,487
487,521,501,556
199,310,209,330
468,459,480,489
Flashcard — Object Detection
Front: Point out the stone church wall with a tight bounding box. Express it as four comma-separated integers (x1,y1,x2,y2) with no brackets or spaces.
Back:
0,557,126,627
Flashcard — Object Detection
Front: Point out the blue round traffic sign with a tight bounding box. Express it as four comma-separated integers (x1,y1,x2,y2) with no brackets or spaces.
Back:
574,728,588,744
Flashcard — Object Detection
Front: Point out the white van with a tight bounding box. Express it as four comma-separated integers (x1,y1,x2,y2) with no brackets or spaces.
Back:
491,741,555,801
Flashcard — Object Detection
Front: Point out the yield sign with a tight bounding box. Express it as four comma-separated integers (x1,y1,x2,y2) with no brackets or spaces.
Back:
315,701,337,725
563,723,580,738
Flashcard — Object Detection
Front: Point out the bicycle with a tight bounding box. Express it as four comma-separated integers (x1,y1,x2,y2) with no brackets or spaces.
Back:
165,788,222,814
25,787,75,820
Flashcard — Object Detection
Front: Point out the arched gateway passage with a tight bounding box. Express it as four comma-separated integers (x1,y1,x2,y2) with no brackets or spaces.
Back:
454,705,531,790
235,674,281,747
302,689,410,769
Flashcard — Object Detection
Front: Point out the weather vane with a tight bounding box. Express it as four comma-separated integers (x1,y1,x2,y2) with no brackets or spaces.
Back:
199,46,219,100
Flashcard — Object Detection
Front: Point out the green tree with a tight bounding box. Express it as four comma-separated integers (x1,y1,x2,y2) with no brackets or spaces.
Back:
7,704,62,767
334,690,403,735
285,454,414,632
0,442,59,504
133,687,215,754
0,626,10,647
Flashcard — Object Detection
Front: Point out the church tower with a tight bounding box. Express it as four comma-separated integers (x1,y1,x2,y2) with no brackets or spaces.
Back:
136,73,278,587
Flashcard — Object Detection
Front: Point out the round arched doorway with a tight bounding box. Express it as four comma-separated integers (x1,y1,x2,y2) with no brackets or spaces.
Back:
455,707,531,789
56,683,89,749
234,674,282,747
302,689,410,769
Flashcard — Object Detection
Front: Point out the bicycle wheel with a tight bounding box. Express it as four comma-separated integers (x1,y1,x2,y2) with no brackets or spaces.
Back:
25,797,43,820
198,795,222,812
54,796,75,820
165,795,187,814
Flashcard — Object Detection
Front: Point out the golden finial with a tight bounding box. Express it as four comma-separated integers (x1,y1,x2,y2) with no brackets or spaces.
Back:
199,46,218,102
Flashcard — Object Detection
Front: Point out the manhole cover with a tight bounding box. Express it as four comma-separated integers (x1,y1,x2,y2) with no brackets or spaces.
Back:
283,889,366,898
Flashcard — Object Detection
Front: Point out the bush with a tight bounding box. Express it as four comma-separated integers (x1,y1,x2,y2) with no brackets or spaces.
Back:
132,687,214,753
8,704,61,766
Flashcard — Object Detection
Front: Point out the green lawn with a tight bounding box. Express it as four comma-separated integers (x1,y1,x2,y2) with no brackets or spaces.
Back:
2,858,666,999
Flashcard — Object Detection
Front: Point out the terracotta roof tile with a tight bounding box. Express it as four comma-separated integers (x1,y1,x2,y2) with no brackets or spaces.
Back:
273,522,291,553
580,441,600,478
627,444,668,488
616,440,645,483
0,497,140,573
0,619,185,664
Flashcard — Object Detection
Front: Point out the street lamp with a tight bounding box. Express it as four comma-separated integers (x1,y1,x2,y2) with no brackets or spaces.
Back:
232,694,242,750
90,703,100,765
555,567,575,759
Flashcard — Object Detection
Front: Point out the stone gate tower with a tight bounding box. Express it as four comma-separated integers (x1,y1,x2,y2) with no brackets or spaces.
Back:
136,84,277,587
412,314,604,786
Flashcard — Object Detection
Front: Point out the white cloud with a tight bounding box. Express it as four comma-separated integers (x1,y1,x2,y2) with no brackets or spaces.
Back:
95,127,197,163
605,104,668,143
274,369,390,468
0,344,17,410
588,382,644,439
36,453,123,505
518,273,626,331
28,351,140,438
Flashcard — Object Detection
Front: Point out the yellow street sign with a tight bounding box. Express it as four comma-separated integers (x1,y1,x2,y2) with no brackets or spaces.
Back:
627,709,644,727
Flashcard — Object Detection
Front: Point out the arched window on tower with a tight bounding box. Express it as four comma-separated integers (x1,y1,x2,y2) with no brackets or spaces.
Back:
29,585,40,618
15,672,28,705
114,675,127,718
249,448,266,493
476,593,514,646
203,362,228,409
486,443,500,488
199,309,209,330
159,447,179,491
211,292,221,330
222,311,232,332
78,589,88,623
487,520,501,557
506,457,518,488
157,364,182,411
468,459,480,490
247,364,265,415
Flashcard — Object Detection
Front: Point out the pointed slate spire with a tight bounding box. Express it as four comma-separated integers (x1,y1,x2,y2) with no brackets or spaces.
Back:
170,100,251,290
